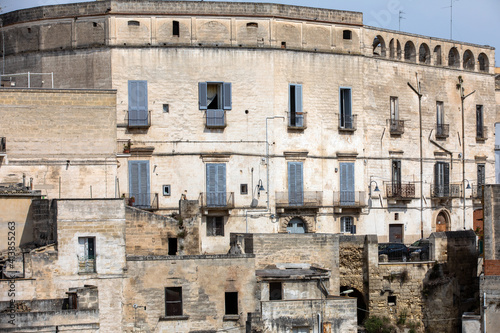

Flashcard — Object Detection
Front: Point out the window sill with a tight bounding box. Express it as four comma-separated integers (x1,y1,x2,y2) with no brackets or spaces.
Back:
223,314,240,321
159,315,189,321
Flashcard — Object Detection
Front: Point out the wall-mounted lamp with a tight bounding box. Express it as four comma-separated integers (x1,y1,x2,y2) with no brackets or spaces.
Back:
369,176,380,196
464,179,472,190
256,179,265,197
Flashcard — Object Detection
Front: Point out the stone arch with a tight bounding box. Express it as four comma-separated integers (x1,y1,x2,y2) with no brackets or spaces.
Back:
478,53,489,72
280,215,315,233
434,209,451,232
389,38,395,58
463,50,475,70
448,47,460,67
433,45,442,65
419,43,431,64
372,35,386,57
404,40,416,62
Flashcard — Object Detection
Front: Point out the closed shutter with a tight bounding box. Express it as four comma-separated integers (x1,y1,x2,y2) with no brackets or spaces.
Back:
443,162,450,196
128,80,148,126
129,161,150,207
288,162,303,205
206,163,226,206
223,82,232,110
199,82,208,110
340,162,355,204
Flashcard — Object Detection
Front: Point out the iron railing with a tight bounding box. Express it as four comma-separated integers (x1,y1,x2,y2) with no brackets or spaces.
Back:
275,191,322,207
127,110,151,128
476,126,488,140
200,192,234,209
435,124,449,138
338,114,357,131
333,191,367,207
77,255,96,273
124,193,159,210
430,184,461,198
388,119,404,135
206,109,226,128
0,137,5,153
287,112,307,129
385,182,416,199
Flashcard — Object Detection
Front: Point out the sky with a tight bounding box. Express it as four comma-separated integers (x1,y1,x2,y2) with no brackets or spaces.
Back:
2,0,499,66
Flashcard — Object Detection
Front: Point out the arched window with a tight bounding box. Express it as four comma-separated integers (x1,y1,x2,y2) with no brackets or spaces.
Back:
433,45,442,65
373,35,386,57
448,47,460,67
287,217,306,233
478,53,489,72
389,39,395,58
463,50,475,70
404,41,416,62
419,43,430,64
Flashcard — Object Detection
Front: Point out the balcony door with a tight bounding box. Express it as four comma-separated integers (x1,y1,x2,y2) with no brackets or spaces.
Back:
288,162,303,206
392,160,402,196
129,161,150,207
340,162,355,205
434,162,449,197
206,163,226,207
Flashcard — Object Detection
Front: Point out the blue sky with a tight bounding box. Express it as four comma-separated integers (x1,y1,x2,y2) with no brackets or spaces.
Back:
2,0,499,65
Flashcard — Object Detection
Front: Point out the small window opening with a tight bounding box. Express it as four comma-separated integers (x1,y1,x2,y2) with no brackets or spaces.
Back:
388,295,397,306
395,213,399,221
247,22,258,28
281,41,286,49
67,293,78,309
343,30,352,40
168,238,177,255
27,28,32,33
92,22,98,28
165,287,182,316
128,20,140,27
240,184,248,195
225,292,238,315
163,104,169,113
173,21,180,36
207,216,224,236
269,282,282,300
163,185,171,196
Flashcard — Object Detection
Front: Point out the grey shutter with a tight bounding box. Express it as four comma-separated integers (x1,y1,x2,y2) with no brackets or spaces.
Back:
217,164,226,206
476,105,483,137
288,162,296,204
434,163,441,196
340,162,355,204
443,163,450,196
128,81,138,126
206,164,217,206
478,164,485,186
199,82,208,110
223,82,232,110
288,162,303,205
206,163,226,206
295,84,303,127
128,81,148,126
129,161,150,207
344,89,352,127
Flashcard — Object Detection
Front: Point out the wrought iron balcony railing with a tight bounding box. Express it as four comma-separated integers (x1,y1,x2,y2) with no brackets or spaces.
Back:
430,184,461,198
206,109,226,128
200,192,234,209
275,191,322,207
77,255,96,273
127,110,151,128
388,119,404,135
333,191,367,207
435,124,449,138
385,182,416,199
124,193,159,210
338,114,357,132
287,112,307,129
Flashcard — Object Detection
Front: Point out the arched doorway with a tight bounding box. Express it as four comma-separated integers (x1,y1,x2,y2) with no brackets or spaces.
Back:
287,217,306,233
340,286,367,325
436,210,449,232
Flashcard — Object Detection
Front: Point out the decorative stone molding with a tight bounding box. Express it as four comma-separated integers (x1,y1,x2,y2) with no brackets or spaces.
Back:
279,215,316,233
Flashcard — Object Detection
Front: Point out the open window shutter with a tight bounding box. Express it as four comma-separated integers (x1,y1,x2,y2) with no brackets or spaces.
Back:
296,162,303,204
137,81,148,126
199,82,208,110
217,164,226,205
295,85,303,113
443,163,449,186
288,162,296,204
87,238,95,258
223,82,232,110
139,161,149,206
128,81,138,126
129,161,140,197
345,89,352,118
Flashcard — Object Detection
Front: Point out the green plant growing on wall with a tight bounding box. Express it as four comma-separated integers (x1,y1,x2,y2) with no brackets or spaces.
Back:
397,309,407,325
364,316,396,333
177,230,186,238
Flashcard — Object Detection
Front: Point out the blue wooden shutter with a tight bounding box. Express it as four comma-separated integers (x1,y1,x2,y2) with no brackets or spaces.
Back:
129,161,150,207
199,82,208,110
340,162,354,204
295,84,303,127
206,163,226,206
288,162,303,205
217,164,226,206
340,88,352,128
128,81,148,126
223,82,232,110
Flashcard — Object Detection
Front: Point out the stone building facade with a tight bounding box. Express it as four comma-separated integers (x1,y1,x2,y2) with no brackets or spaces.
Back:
0,0,496,252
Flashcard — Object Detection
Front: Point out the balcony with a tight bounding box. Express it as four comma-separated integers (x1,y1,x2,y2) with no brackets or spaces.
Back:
430,184,461,199
385,182,416,200
388,119,404,135
435,124,449,139
77,255,96,273
275,191,322,208
124,193,159,210
333,191,367,208
0,137,5,155
200,192,234,209
476,126,488,141
127,110,151,128
338,114,357,132
206,109,226,128
471,185,484,200
287,112,307,130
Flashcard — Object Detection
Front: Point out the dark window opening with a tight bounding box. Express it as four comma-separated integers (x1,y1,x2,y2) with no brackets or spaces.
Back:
173,21,180,36
27,28,32,33
92,22,98,28
225,292,238,315
163,104,169,113
343,30,352,40
388,295,397,306
168,238,177,255
281,41,286,49
165,287,182,316
478,53,489,72
448,47,460,67
339,88,353,129
128,20,140,26
477,164,485,187
476,105,484,138
269,282,282,300
395,213,399,221
240,184,248,195
289,84,303,127
67,293,77,309
247,22,258,28
434,45,442,65
207,216,224,236
341,216,353,233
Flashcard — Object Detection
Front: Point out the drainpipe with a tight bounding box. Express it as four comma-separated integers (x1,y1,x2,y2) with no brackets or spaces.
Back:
265,116,284,212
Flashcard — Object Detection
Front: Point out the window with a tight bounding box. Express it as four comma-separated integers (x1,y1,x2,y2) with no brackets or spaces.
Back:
390,97,398,121
292,328,310,333
477,164,485,186
388,295,397,306
199,82,231,127
436,101,448,138
476,105,484,138
163,185,171,196
78,237,96,273
165,287,182,316
168,238,177,255
269,282,282,300
207,216,224,236
225,292,238,315
172,21,179,36
389,96,402,134
340,216,354,233
289,84,304,128
129,161,150,208
339,162,355,205
206,163,226,207
391,160,401,196
434,162,450,197
240,184,248,195
128,20,140,26
128,80,149,127
288,162,303,206
343,30,352,40
339,88,353,129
